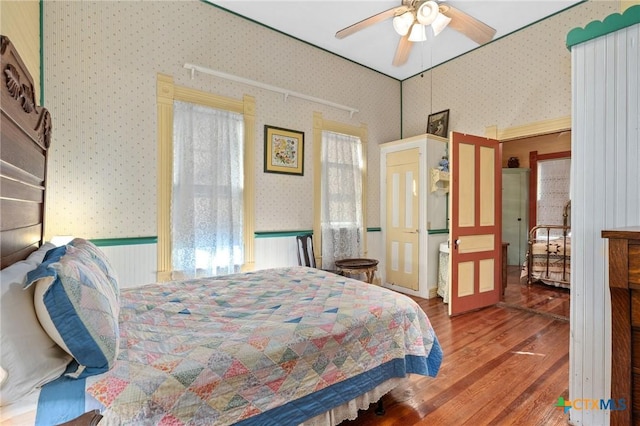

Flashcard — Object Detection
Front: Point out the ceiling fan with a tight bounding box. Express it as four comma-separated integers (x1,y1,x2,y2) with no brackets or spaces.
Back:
335,0,496,66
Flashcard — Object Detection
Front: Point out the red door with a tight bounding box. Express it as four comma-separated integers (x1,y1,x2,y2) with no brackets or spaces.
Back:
449,132,502,316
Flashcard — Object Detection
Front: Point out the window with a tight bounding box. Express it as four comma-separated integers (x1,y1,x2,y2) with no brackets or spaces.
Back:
156,74,256,281
313,112,368,270
320,131,364,268
172,101,244,277
537,157,571,238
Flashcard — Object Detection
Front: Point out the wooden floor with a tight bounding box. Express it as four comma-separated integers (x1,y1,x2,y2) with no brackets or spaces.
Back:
500,266,570,321
344,266,571,426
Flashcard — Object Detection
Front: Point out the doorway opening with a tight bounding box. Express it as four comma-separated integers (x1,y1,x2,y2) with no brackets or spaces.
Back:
500,130,571,318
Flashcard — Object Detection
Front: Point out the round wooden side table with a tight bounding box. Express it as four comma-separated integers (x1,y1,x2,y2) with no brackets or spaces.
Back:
334,258,379,284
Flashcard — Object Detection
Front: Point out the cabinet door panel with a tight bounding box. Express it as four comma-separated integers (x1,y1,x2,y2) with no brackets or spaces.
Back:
501,169,529,266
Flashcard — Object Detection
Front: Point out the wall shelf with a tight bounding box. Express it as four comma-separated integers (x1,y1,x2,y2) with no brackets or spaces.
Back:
430,168,450,192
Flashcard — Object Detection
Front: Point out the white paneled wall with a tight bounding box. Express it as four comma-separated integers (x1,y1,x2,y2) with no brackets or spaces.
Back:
254,231,383,276
105,232,384,287
570,21,640,426
254,236,301,270
99,243,158,288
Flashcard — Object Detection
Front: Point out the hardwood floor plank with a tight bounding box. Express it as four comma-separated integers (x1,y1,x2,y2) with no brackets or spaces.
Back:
344,280,571,426
488,355,569,425
502,266,570,320
412,320,567,424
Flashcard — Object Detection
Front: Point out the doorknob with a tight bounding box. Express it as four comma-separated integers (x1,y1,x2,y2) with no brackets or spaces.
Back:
454,239,461,249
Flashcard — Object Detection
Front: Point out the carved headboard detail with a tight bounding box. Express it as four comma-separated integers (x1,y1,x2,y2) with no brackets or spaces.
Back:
1,35,52,268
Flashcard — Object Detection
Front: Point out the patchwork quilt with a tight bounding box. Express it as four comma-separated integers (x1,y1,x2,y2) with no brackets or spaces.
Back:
38,266,442,425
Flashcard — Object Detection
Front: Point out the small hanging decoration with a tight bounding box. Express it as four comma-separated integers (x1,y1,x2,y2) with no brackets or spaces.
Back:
438,156,449,172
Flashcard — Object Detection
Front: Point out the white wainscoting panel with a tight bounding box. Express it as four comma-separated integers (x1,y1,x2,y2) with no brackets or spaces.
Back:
254,236,300,270
99,243,158,288
366,231,383,284
570,21,640,426
254,232,384,277
101,234,384,288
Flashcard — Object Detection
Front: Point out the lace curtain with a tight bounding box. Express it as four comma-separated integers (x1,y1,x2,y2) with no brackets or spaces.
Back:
320,131,363,269
537,158,571,237
172,101,244,277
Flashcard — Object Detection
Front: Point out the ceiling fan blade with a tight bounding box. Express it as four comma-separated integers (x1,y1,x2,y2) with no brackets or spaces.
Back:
439,4,496,45
392,34,413,66
335,6,409,39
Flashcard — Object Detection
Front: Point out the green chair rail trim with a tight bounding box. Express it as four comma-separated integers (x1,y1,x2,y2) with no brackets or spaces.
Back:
428,229,449,235
255,228,381,238
254,230,313,238
566,5,640,50
90,237,158,247
87,230,384,245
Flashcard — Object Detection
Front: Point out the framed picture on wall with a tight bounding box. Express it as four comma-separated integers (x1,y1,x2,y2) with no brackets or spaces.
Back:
427,109,450,138
264,125,304,175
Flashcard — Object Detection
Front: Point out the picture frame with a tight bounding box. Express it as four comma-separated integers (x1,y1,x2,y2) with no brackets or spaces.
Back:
264,125,304,176
427,109,450,138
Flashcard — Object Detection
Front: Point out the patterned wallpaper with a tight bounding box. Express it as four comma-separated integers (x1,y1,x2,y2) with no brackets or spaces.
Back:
401,1,618,138
43,0,400,239
43,1,616,239
1,1,40,103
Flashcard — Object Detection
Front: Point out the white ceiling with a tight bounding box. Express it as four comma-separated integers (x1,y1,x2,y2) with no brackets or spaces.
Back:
206,0,584,80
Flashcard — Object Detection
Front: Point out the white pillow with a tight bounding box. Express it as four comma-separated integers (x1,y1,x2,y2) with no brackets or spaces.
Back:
0,244,72,406
26,242,57,265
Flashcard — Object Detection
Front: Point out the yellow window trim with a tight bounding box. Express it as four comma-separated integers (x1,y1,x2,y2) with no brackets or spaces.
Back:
312,112,368,268
156,73,255,281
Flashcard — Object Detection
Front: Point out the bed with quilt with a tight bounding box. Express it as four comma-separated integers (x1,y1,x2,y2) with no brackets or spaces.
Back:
521,225,571,289
521,201,571,289
0,35,442,425
2,243,442,425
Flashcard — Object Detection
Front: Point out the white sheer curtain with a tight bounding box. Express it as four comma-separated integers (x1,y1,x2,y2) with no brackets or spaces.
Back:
172,100,244,277
321,131,363,269
537,158,571,237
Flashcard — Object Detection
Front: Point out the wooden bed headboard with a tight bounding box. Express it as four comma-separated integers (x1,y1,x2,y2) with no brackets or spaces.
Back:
0,35,52,269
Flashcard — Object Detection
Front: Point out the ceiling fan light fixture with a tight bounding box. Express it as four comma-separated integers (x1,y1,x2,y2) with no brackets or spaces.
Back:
431,12,452,36
416,1,439,26
408,24,427,42
393,11,414,36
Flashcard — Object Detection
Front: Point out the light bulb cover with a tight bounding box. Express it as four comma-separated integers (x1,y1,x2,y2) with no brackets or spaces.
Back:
408,24,427,42
0,366,7,386
432,12,452,36
416,1,439,25
393,11,414,36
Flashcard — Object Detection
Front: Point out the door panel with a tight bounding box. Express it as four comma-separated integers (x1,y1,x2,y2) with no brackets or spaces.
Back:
458,262,474,296
479,146,495,226
458,234,495,253
458,143,475,227
386,149,420,290
449,132,501,316
479,259,495,292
